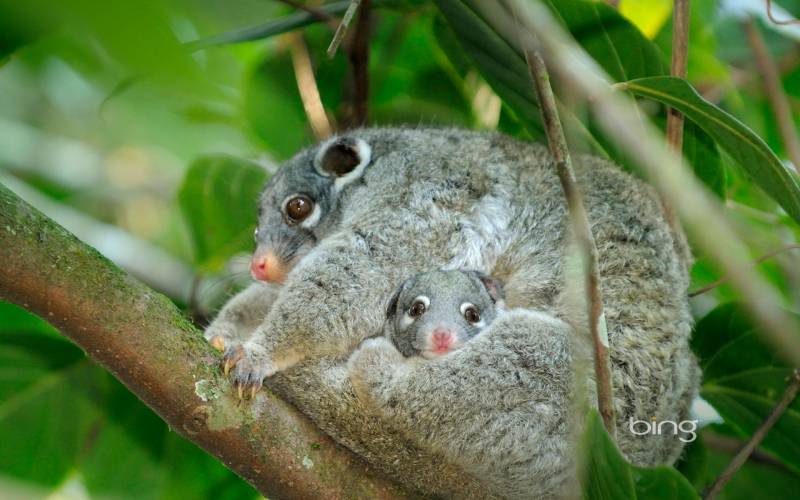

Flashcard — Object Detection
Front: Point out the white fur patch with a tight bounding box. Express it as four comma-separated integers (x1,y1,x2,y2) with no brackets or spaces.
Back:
300,202,322,229
444,181,513,272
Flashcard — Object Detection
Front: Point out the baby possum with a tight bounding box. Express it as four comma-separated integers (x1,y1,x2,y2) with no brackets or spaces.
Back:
385,270,505,358
349,270,577,499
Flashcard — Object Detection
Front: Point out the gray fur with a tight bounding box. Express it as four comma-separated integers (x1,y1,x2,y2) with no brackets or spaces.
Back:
204,127,700,498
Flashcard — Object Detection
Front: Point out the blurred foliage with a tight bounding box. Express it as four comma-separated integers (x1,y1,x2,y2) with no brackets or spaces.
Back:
1,0,800,498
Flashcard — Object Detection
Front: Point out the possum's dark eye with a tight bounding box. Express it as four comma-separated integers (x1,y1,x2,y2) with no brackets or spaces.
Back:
409,300,426,318
463,306,481,324
284,195,314,224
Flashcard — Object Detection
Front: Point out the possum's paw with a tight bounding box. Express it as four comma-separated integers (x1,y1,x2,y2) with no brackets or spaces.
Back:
223,341,277,400
347,337,404,407
204,321,239,353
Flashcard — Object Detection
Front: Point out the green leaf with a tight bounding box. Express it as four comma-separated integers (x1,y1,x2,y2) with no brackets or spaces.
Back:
581,411,699,500
692,303,800,473
242,52,314,159
434,0,546,137
696,436,800,499
619,76,800,224
434,0,667,152
541,0,667,81
178,155,268,273
0,301,258,498
684,120,726,198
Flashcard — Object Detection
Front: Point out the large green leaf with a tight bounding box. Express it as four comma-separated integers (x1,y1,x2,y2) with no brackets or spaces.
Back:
692,303,800,474
683,120,726,198
434,0,546,137
619,77,800,224
178,155,268,273
434,0,668,129
0,301,258,498
581,411,698,500
540,0,667,81
243,52,314,159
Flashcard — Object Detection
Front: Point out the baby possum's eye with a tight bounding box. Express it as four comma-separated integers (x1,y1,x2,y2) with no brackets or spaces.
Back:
408,300,427,318
461,303,481,324
284,195,314,224
253,227,259,241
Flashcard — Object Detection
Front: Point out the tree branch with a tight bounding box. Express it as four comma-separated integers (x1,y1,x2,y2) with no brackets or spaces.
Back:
766,0,800,26
347,0,371,127
520,37,616,436
689,243,800,297
288,32,334,139
0,182,411,500
704,369,800,499
663,0,690,228
743,17,800,169
327,0,363,58
276,0,338,29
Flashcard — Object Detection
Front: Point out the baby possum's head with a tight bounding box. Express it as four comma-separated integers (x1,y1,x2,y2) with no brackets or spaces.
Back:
251,136,372,283
385,270,505,359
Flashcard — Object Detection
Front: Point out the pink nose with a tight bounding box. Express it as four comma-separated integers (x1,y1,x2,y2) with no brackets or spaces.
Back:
250,252,288,283
431,328,455,352
250,255,269,281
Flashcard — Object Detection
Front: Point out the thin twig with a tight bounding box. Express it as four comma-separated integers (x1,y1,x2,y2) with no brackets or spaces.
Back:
703,431,787,469
766,0,800,25
498,0,800,365
521,38,616,436
346,0,371,127
186,1,353,51
689,244,800,297
288,32,334,139
327,0,362,58
663,0,691,229
276,0,337,29
704,369,800,499
743,17,800,168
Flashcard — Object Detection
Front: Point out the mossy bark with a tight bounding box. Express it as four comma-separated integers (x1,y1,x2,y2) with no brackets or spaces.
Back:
0,183,413,500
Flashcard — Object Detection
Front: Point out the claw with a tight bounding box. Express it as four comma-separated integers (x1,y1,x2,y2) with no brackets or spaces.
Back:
223,346,245,375
209,336,225,351
224,358,235,376
237,383,245,400
250,384,260,399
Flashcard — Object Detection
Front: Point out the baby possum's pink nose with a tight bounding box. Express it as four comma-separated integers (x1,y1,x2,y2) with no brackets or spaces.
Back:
250,251,288,283
431,328,455,354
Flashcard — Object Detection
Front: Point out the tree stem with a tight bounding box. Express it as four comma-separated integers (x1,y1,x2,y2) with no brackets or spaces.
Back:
743,17,800,169
704,369,800,500
663,0,690,228
689,244,800,297
347,0,371,127
327,0,363,58
522,41,616,437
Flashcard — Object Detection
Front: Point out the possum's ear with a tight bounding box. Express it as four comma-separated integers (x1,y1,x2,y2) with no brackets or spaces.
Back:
315,137,371,189
469,271,505,304
385,277,411,320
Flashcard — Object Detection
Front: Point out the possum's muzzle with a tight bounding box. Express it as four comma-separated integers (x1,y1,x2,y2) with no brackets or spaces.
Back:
250,249,292,283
